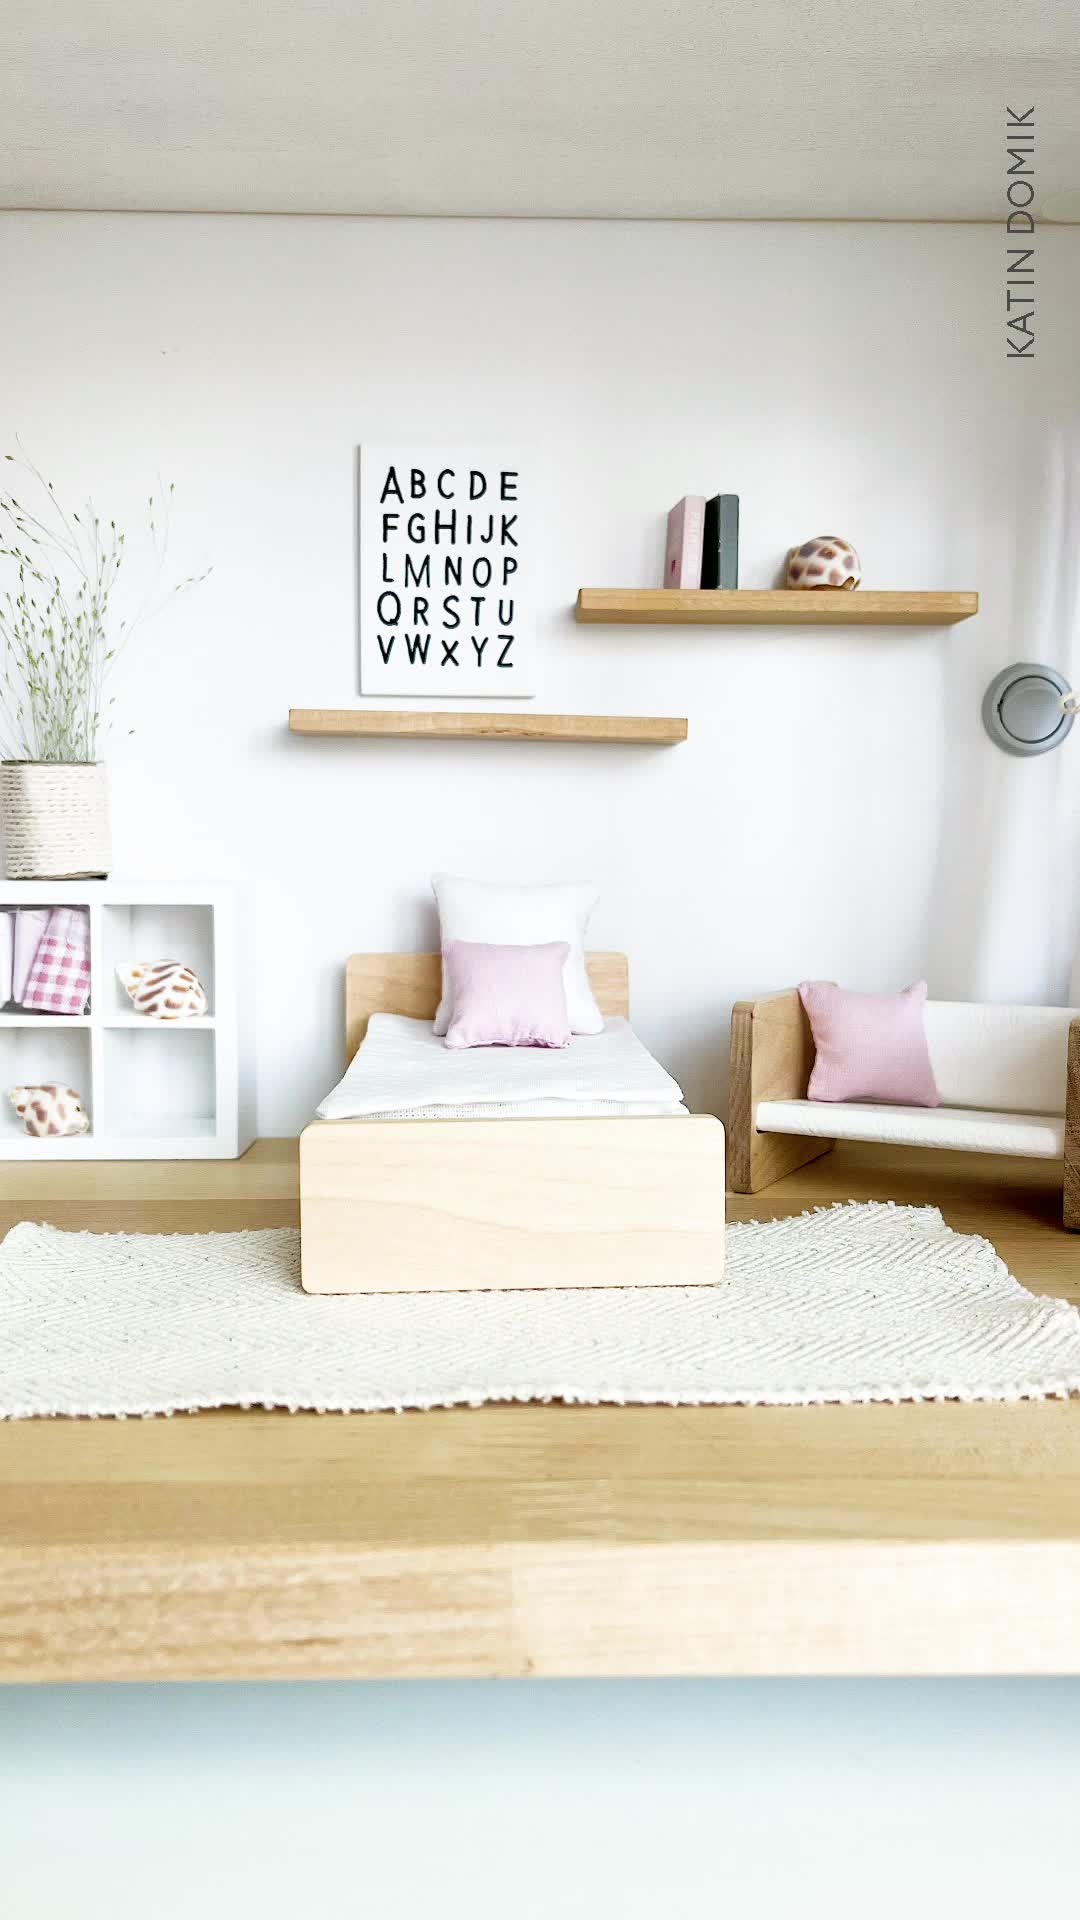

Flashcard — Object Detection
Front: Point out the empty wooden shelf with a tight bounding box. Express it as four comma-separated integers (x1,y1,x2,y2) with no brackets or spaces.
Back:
289,709,687,744
575,588,979,626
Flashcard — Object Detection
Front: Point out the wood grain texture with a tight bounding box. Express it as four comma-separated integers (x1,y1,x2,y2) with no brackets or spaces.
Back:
727,990,834,1193
1065,1015,1080,1230
3,1141,1080,1679
345,950,629,1061
575,588,979,626
299,1113,727,1293
289,708,687,744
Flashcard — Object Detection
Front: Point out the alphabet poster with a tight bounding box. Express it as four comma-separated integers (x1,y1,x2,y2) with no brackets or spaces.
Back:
359,446,534,696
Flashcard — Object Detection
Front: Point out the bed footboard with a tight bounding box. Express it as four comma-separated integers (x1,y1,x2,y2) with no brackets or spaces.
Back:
299,1115,726,1294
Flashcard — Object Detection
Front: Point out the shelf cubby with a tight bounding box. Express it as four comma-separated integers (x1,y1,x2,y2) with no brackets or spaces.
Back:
104,1025,217,1146
0,1025,93,1145
100,899,216,1018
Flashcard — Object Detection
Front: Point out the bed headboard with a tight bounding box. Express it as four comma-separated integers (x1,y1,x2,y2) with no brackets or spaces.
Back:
344,952,630,1061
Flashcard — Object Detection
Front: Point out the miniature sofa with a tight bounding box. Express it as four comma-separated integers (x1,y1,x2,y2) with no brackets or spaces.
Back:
728,988,1080,1227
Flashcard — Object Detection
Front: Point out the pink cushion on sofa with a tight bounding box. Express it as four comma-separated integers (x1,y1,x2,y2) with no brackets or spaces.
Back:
443,939,572,1050
799,980,940,1106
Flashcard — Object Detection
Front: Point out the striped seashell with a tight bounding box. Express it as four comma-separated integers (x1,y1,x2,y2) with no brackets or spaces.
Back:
786,535,861,590
9,1082,90,1138
117,959,209,1021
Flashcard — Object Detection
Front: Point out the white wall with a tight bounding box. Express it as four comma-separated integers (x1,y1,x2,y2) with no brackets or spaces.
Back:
1,213,1078,1129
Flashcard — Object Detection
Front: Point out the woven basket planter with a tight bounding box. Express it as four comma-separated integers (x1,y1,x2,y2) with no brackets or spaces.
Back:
0,762,111,880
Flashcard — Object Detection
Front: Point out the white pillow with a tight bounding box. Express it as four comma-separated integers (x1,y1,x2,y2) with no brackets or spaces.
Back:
431,875,604,1036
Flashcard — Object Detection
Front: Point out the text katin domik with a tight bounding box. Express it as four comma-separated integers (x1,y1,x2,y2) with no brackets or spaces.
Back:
374,464,520,671
1005,107,1035,360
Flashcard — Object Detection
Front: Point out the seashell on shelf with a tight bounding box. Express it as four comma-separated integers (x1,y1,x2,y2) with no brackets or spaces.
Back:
786,536,861,589
117,959,209,1020
9,1083,90,1138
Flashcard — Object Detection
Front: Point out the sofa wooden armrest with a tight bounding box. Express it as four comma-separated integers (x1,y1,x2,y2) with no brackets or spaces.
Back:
1064,1016,1080,1230
727,988,835,1193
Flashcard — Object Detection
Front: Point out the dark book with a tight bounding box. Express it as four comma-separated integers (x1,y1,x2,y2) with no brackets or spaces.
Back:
700,494,739,589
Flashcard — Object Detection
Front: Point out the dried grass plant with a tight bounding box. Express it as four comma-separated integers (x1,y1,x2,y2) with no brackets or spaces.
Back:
0,447,209,763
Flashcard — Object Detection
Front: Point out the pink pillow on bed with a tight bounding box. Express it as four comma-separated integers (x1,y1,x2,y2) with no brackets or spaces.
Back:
799,979,940,1106
442,939,572,1049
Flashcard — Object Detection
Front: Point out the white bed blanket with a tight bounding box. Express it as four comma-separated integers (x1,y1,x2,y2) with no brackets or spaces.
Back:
316,1014,688,1120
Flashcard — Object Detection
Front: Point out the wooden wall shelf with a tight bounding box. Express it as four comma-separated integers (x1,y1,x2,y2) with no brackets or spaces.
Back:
576,589,979,627
289,709,687,745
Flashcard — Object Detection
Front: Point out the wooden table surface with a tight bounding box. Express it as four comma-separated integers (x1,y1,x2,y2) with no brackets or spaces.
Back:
2,1141,1079,1681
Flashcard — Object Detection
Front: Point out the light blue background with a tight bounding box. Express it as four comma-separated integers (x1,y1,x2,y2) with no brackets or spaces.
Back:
3,1680,1077,1916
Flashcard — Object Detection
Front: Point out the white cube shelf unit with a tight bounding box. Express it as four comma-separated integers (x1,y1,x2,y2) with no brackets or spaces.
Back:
0,880,253,1159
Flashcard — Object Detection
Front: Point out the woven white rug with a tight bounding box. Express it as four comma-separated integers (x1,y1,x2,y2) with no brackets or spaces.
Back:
2,1203,1080,1418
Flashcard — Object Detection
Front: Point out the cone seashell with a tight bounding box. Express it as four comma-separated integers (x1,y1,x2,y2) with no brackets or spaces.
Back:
786,535,861,589
117,959,209,1020
9,1083,90,1138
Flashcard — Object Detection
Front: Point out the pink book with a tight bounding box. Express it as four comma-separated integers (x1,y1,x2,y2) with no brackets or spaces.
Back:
12,907,49,1004
664,495,705,588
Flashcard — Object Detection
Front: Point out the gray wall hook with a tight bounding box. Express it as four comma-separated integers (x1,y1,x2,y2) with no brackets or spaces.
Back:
982,662,1075,757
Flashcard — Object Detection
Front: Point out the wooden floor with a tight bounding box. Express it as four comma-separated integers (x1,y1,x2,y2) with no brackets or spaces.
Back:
2,1140,1079,1682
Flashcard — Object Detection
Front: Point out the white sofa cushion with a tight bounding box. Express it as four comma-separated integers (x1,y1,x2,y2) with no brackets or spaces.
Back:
923,1002,1074,1115
756,1098,1066,1160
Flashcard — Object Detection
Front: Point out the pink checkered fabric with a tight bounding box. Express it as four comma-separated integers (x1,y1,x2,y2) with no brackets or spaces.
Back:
21,907,92,1015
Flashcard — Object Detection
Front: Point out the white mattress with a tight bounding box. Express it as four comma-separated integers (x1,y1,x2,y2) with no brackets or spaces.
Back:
756,1098,1066,1160
316,1013,689,1121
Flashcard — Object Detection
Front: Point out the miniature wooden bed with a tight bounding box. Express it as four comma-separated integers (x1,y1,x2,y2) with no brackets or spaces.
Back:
298,952,726,1293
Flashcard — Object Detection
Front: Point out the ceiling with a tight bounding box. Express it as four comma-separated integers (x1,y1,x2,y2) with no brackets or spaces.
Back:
3,0,1080,220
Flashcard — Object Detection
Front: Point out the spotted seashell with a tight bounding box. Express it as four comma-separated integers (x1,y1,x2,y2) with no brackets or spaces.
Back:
9,1083,90,1138
117,959,209,1021
786,535,861,589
